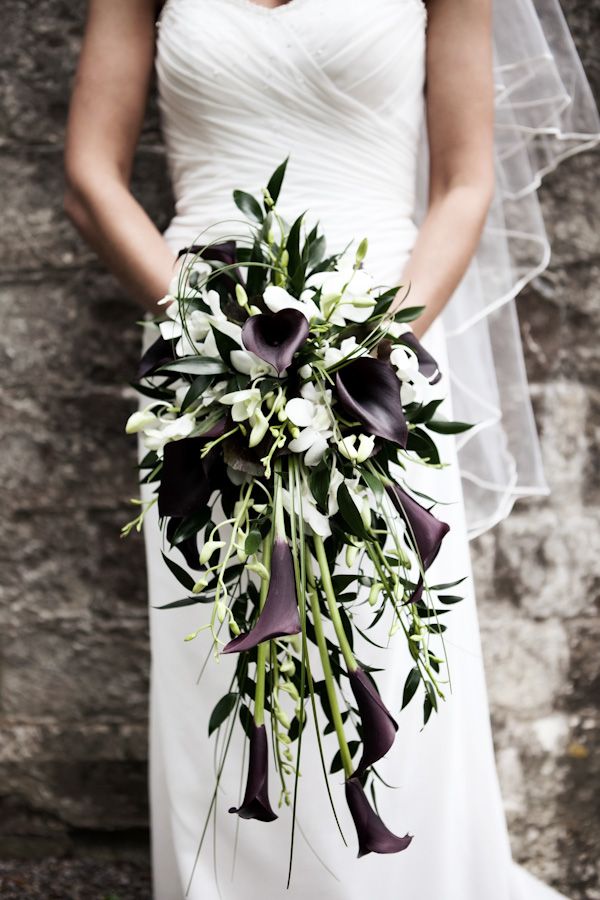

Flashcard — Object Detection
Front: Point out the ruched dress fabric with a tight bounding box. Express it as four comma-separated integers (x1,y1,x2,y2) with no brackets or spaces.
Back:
139,1,568,897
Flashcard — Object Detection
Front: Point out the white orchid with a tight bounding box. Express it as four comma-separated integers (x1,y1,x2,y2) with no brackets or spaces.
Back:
218,387,262,422
336,433,376,464
389,344,420,381
263,284,320,323
174,378,228,412
282,479,332,538
142,412,196,455
125,408,160,434
230,348,277,379
320,335,362,369
159,288,243,357
285,382,334,466
302,264,376,326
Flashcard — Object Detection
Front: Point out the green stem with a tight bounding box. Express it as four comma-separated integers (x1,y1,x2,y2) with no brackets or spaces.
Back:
307,572,353,778
312,534,357,673
253,523,274,727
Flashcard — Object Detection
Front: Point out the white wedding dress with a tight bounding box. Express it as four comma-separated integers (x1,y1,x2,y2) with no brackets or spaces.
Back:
139,1,569,897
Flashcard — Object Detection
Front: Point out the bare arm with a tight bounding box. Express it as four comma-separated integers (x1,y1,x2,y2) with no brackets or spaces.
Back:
64,0,176,312
393,0,495,337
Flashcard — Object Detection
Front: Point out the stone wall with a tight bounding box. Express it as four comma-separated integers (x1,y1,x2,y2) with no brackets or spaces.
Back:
0,1,598,897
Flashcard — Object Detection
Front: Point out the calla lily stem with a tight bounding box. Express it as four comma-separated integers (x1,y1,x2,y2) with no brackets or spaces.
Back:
254,526,274,727
312,535,357,674
307,570,353,778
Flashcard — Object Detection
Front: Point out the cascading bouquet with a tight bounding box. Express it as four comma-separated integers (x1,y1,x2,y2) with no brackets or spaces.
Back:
123,159,469,874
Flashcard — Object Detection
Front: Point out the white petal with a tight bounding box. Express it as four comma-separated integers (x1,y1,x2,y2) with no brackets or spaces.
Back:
304,435,329,467
285,397,314,427
288,428,316,453
159,319,183,341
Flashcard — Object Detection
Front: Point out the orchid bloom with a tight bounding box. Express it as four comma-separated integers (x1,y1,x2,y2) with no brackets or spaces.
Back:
141,412,197,455
336,433,376,464
263,284,320,323
322,335,362,369
285,382,334,466
302,264,376,325
218,387,262,423
281,478,332,538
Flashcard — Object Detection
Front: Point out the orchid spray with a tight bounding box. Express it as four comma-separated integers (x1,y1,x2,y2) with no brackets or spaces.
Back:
123,159,471,888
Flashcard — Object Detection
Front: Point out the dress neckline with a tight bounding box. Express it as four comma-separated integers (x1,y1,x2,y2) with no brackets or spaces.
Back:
223,0,307,13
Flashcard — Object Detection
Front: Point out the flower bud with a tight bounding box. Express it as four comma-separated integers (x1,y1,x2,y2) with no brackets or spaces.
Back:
199,540,225,565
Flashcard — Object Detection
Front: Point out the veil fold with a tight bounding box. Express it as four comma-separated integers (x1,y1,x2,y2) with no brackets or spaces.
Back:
420,0,600,539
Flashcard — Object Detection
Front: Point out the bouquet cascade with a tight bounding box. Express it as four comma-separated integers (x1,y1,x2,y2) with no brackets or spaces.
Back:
123,159,469,880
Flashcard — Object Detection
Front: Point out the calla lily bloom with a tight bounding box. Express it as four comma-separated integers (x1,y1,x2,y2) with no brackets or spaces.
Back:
136,335,177,380
399,332,442,384
335,357,408,447
229,723,278,822
222,539,301,653
158,423,227,518
348,668,398,777
385,484,449,571
242,308,309,376
345,776,412,857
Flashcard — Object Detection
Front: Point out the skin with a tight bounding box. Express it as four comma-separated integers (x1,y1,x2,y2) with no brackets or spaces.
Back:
64,0,494,333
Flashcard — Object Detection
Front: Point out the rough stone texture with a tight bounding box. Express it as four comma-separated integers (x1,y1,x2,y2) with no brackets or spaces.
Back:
0,1,598,898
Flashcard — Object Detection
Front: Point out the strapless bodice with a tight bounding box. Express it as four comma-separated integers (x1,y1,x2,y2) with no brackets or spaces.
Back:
156,0,427,284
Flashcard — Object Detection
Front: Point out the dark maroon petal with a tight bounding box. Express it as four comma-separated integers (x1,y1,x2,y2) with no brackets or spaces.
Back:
177,240,242,293
222,539,300,653
242,309,309,375
137,336,177,380
348,668,398,777
385,484,450,570
399,332,442,384
335,357,407,447
345,777,412,857
157,426,227,518
229,723,277,822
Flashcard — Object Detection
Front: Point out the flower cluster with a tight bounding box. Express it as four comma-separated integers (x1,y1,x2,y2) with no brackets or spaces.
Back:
123,160,470,879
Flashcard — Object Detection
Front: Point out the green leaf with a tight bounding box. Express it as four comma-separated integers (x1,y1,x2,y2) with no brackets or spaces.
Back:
245,529,262,556
154,596,212,609
437,594,464,605
361,469,384,499
265,157,289,207
336,482,369,540
309,465,331,510
180,375,211,412
239,703,253,737
233,190,264,223
391,305,425,323
330,740,360,774
211,325,240,367
161,551,196,591
430,577,467,592
286,212,306,280
427,419,474,435
423,694,433,726
406,427,441,465
401,666,420,709
208,692,238,736
157,356,228,375
170,508,211,544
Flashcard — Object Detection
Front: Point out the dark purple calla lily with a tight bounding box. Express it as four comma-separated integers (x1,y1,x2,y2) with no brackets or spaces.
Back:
335,357,408,447
158,421,227,518
242,308,309,376
222,538,301,654
348,668,398,777
385,483,449,571
345,776,412,857
177,240,242,293
399,332,442,384
229,722,278,822
137,335,177,380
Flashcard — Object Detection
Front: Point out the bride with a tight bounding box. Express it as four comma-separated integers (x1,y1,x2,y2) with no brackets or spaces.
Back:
63,1,598,898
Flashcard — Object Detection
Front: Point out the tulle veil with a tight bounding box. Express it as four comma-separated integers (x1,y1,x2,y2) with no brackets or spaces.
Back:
417,0,600,538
